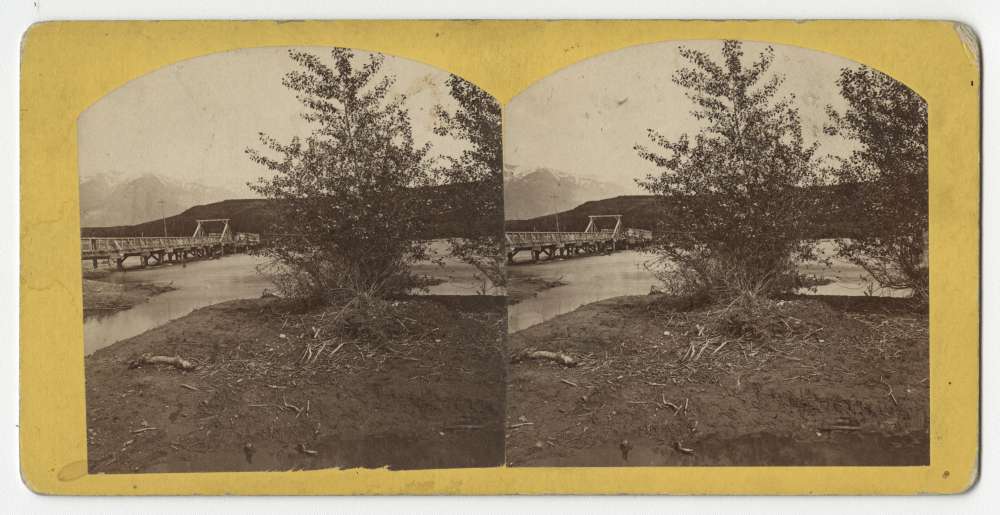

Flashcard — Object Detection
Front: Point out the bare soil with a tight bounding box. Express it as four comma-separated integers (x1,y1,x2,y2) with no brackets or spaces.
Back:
507,268,567,305
86,295,506,473
82,270,176,318
506,294,928,466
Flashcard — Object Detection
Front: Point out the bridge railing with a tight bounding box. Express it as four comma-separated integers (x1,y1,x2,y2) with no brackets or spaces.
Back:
82,233,262,252
505,228,652,247
506,231,608,246
81,236,219,254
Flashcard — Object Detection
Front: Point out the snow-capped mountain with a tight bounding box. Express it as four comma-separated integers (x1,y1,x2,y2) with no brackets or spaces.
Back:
503,165,634,220
79,171,242,227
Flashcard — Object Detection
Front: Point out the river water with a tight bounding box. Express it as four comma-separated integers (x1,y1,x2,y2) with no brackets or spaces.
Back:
83,241,497,355
507,240,911,334
84,254,273,355
84,240,907,352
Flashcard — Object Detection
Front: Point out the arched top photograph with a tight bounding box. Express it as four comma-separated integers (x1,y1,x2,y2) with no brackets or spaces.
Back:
78,45,506,474
503,38,929,468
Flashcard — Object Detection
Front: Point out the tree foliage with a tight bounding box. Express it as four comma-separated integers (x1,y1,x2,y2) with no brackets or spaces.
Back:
434,75,505,288
247,48,433,302
825,66,928,300
636,40,819,300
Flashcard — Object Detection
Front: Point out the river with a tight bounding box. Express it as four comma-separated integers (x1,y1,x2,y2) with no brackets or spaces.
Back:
84,254,273,355
84,240,906,351
507,240,912,334
83,242,499,355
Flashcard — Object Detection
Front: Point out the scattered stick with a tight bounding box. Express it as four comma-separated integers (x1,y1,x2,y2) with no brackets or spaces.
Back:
880,376,899,405
661,393,681,414
129,354,195,371
130,427,158,434
283,396,303,415
179,383,200,391
765,345,803,361
674,441,696,455
692,339,711,361
802,327,824,340
507,422,534,429
328,341,347,357
296,443,319,456
560,378,579,387
309,340,329,364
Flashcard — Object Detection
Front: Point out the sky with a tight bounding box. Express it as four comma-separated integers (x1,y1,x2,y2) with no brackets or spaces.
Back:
78,46,468,196
80,41,889,199
504,40,871,194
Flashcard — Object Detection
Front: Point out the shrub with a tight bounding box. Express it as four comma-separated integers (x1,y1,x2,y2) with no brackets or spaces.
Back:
635,41,820,302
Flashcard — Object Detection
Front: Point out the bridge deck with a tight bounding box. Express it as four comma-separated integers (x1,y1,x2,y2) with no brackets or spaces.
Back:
82,219,260,269
81,235,260,259
505,228,652,249
505,216,652,263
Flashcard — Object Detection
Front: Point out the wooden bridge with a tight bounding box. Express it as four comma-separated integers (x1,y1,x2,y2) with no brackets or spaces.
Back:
82,219,260,270
505,215,652,264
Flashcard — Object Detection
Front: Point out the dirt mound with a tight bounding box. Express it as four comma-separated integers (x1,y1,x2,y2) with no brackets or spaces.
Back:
507,294,928,467
86,295,506,473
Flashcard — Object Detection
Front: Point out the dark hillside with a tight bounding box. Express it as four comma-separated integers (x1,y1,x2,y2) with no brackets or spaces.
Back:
505,183,876,240
82,182,502,241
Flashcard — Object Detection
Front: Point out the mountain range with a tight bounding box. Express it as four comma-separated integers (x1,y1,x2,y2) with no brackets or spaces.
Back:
503,165,635,220
79,172,242,227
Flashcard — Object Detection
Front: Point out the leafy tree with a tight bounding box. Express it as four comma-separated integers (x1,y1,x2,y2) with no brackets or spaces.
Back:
247,48,433,302
825,66,928,300
635,40,819,300
434,75,505,289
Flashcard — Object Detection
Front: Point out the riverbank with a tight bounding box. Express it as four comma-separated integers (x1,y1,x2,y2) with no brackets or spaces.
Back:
506,294,928,466
86,294,506,472
508,267,568,305
82,269,175,318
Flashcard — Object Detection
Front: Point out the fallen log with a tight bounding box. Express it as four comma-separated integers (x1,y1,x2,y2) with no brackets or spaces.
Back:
513,350,577,367
129,353,196,371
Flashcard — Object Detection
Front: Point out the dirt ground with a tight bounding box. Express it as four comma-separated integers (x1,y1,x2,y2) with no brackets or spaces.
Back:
506,294,928,466
86,295,506,473
507,268,567,305
82,268,175,318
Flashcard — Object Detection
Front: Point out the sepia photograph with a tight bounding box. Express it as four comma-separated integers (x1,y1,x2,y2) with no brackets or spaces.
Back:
504,40,929,466
80,47,506,472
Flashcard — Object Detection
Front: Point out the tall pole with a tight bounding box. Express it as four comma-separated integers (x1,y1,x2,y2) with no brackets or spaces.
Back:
550,193,560,233
159,200,167,237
